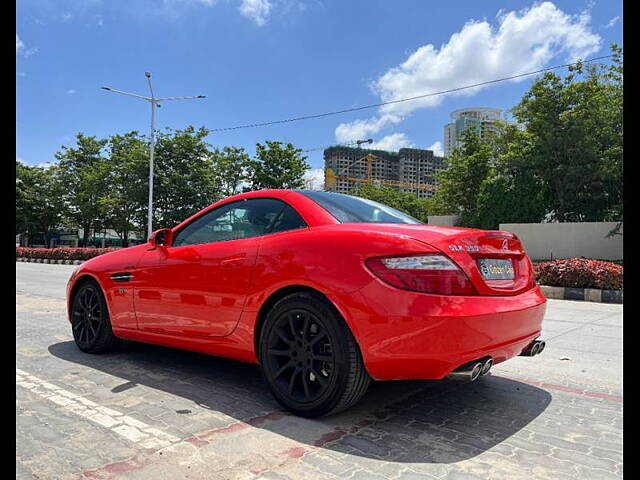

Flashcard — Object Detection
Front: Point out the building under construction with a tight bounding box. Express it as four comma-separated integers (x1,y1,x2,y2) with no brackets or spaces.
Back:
323,146,448,198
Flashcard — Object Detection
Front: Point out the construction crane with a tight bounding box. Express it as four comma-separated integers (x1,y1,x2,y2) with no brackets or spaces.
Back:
324,152,437,193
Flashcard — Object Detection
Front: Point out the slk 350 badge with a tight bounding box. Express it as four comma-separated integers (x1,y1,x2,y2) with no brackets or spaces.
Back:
449,245,479,252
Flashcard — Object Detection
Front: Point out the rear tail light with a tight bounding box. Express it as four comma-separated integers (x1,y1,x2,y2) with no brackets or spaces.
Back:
365,254,478,295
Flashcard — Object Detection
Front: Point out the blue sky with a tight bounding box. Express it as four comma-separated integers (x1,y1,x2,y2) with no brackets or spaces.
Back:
16,0,622,181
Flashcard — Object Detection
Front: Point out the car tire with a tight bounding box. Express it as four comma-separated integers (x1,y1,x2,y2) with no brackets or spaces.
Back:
259,291,370,417
71,280,121,354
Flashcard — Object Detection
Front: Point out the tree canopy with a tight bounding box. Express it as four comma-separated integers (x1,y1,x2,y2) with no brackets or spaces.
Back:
433,44,622,229
17,130,314,245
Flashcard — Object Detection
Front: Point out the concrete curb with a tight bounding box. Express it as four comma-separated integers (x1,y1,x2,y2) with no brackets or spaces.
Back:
16,258,84,265
540,285,622,304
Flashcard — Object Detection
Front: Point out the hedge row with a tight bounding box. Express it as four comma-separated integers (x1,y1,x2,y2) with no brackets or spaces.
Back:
16,247,118,261
534,258,623,290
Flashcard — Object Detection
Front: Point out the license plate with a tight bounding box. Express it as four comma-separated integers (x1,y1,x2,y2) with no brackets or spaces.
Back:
477,258,515,280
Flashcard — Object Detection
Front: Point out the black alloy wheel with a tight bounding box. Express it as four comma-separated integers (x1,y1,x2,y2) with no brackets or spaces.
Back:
71,280,121,354
265,308,334,403
259,291,370,417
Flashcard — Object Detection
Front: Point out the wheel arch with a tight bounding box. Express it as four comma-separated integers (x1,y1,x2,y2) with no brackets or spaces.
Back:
67,273,108,320
253,284,363,363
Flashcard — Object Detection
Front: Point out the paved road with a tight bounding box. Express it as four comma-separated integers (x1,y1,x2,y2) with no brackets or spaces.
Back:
16,262,623,480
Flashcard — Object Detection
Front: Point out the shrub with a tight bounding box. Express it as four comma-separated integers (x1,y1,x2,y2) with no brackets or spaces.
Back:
534,258,623,290
16,247,118,261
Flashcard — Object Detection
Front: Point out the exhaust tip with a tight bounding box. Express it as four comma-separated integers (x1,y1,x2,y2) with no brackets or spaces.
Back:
481,358,493,375
531,342,540,356
537,341,546,354
446,361,485,382
519,339,546,357
470,363,483,382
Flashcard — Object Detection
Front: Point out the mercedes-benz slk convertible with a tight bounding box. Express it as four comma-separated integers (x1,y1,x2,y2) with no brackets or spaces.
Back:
67,189,546,417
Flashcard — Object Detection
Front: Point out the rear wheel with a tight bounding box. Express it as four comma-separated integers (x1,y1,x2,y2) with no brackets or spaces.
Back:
71,280,121,354
259,291,370,417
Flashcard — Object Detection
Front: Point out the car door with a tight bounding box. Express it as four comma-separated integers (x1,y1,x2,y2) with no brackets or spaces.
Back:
133,198,295,337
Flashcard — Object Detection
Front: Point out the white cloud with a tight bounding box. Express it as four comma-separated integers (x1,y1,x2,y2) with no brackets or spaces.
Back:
427,141,444,157
163,0,271,25
334,114,400,144
603,16,620,29
66,89,77,94
303,168,324,190
16,34,38,57
238,0,272,26
368,133,413,152
30,1,273,27
376,2,600,117
335,2,601,144
16,157,52,169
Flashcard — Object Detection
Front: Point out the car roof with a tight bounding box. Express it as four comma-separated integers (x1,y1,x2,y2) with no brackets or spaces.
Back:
170,189,339,232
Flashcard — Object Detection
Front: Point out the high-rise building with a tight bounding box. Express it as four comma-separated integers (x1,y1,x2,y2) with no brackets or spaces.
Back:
323,146,447,198
443,107,502,157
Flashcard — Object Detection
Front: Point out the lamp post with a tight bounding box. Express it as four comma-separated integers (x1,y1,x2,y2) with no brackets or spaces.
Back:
101,73,206,239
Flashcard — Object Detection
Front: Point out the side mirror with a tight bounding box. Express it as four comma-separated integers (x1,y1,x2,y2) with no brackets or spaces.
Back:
148,228,173,248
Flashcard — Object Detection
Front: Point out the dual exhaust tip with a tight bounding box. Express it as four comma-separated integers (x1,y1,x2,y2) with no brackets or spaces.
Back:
519,339,546,357
445,339,547,382
446,357,493,382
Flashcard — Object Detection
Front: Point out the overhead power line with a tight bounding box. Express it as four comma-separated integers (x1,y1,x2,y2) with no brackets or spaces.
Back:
302,139,372,153
210,54,614,133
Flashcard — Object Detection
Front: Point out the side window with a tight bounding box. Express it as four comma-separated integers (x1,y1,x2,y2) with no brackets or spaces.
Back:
172,199,305,247
269,205,307,234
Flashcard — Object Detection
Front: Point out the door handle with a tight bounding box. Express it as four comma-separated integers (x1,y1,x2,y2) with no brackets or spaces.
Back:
220,254,247,268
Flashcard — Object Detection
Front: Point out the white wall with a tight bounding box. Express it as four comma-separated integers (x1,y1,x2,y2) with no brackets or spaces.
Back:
499,222,623,261
428,215,460,226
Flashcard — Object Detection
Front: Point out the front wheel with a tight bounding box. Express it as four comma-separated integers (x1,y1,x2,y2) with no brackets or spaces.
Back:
258,291,370,417
71,280,121,354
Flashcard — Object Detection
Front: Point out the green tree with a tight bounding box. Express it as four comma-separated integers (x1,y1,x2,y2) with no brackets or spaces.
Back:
511,44,623,222
55,133,109,246
16,161,38,236
99,132,149,245
210,146,251,197
152,126,220,228
434,128,494,226
16,162,64,245
474,125,547,229
247,141,309,190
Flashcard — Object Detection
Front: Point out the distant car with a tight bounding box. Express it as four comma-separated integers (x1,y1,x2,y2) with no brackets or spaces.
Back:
66,189,546,417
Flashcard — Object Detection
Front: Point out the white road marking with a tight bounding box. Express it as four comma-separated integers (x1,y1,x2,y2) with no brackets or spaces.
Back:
16,368,180,449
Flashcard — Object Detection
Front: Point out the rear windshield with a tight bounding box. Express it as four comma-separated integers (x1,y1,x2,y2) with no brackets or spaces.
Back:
297,190,423,224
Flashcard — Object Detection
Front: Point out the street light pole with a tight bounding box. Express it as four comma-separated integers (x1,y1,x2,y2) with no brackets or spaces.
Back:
101,73,206,240
146,73,157,243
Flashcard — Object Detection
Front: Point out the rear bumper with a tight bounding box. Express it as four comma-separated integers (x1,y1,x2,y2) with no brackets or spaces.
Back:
332,281,546,381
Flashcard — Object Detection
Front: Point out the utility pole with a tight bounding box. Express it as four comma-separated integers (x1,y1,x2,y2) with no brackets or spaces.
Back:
101,73,206,239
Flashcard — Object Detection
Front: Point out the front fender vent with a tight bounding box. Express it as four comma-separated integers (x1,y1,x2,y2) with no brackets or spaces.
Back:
110,272,132,283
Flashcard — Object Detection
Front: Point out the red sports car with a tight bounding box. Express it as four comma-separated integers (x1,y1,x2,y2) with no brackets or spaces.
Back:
67,189,546,417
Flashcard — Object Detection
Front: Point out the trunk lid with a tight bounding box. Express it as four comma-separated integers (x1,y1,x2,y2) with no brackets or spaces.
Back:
356,224,535,295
